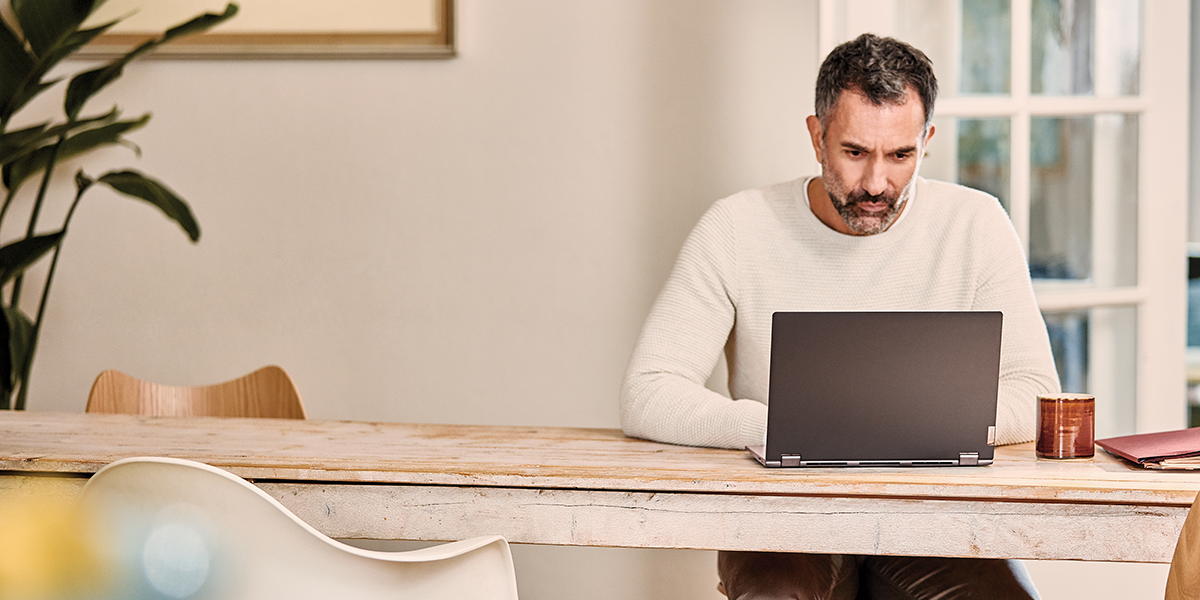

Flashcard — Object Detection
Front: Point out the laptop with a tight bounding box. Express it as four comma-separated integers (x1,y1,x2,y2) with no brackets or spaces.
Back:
747,311,1002,467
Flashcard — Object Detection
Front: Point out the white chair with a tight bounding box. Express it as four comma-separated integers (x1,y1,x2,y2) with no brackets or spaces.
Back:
79,457,519,600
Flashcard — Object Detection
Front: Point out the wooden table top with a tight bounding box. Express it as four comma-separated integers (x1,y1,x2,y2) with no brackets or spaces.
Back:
3,411,1199,508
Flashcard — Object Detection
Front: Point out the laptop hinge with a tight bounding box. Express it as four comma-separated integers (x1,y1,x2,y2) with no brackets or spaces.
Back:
781,454,802,467
959,452,980,466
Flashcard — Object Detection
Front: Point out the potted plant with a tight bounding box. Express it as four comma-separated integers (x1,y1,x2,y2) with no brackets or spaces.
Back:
0,1,238,409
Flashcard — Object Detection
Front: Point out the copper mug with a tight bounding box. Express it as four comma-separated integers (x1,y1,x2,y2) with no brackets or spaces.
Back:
1036,393,1095,459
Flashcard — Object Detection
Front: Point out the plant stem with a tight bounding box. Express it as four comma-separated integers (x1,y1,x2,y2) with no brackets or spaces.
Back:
12,248,57,411
13,183,88,410
0,186,16,233
10,137,65,309
1,171,27,408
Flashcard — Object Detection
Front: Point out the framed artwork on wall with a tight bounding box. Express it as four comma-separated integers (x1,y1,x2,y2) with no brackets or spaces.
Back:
78,0,454,59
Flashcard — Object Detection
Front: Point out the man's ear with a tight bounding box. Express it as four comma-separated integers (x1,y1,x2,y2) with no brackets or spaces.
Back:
806,115,824,163
924,123,936,148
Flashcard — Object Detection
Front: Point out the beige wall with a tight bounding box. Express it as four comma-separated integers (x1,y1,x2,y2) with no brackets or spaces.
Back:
10,1,1171,598
15,2,814,599
23,0,817,426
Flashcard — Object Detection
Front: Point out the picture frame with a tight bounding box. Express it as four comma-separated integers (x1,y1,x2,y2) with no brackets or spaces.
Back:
77,0,454,59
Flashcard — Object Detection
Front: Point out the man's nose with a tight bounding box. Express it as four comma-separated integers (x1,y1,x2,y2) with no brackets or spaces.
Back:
862,158,888,196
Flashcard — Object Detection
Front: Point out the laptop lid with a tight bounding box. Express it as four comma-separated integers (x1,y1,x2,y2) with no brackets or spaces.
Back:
749,311,1002,467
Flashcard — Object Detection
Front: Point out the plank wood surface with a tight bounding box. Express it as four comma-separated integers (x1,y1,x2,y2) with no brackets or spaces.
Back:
2,412,1199,561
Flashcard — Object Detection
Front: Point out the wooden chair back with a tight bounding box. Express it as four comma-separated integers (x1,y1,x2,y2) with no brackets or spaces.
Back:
85,365,307,419
1167,490,1200,600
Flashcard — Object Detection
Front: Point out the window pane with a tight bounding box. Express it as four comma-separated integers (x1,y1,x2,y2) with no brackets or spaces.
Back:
1032,0,1140,96
955,118,1011,210
894,1,965,97
959,0,1011,94
1043,306,1136,437
1045,310,1089,393
1029,114,1138,285
847,1,1015,97
924,117,1011,211
1188,258,1200,426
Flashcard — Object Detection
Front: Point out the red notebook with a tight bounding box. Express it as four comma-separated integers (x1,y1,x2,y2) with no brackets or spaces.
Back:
1096,427,1200,470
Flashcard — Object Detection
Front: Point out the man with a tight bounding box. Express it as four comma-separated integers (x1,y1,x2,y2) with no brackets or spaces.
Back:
619,34,1059,599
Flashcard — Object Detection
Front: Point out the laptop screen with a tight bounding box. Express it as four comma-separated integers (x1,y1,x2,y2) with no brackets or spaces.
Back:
753,311,1002,467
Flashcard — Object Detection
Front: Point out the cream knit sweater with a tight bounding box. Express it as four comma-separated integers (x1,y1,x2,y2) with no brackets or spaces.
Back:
620,176,1060,450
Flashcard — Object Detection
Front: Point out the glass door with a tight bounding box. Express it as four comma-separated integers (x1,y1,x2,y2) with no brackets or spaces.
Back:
819,0,1189,436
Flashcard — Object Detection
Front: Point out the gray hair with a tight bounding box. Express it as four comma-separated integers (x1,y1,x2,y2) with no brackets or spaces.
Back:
815,33,938,130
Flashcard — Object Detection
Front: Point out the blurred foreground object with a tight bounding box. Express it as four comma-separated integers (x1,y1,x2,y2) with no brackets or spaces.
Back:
74,456,520,600
0,495,112,600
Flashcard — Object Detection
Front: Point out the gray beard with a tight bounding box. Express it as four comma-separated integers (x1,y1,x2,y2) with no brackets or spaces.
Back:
829,189,905,235
822,166,919,235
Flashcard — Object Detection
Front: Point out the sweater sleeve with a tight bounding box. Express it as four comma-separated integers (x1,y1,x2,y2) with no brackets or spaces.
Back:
971,201,1061,445
619,199,768,449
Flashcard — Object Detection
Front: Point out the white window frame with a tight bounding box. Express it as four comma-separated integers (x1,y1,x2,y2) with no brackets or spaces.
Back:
818,0,1189,434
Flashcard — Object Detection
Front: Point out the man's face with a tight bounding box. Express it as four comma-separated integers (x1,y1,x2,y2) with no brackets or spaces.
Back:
807,87,934,235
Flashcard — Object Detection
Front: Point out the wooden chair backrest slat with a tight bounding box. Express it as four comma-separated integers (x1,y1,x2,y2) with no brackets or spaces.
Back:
85,366,307,419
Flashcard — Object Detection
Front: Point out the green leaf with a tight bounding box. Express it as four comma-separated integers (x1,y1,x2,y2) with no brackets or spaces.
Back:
0,17,35,124
0,107,120,176
0,232,63,285
48,19,117,63
162,3,239,41
63,53,133,121
75,169,94,195
2,112,143,194
0,303,35,406
11,0,98,58
98,171,200,242
3,79,57,126
1,143,54,193
45,105,121,137
0,122,48,165
64,4,237,120
59,114,148,159
5,22,115,121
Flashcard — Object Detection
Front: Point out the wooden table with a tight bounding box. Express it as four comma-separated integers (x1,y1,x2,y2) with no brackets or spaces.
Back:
1,411,1197,563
